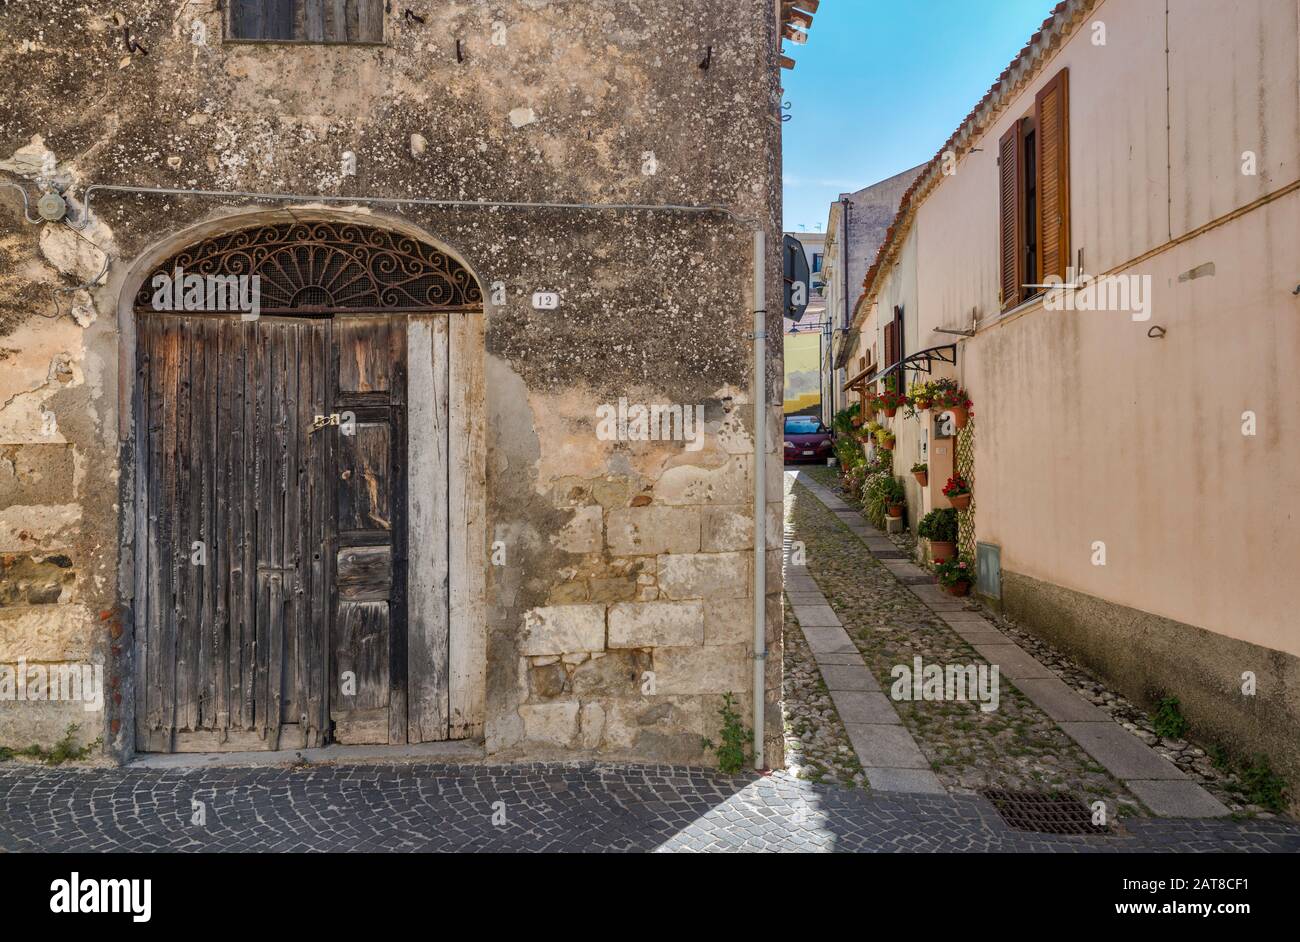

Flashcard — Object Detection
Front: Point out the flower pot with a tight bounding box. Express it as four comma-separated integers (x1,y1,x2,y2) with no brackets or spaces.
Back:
929,540,956,563
879,439,895,451
887,503,904,518
948,492,971,511
946,581,971,597
946,404,969,429
884,407,897,418
913,470,928,486
913,400,931,412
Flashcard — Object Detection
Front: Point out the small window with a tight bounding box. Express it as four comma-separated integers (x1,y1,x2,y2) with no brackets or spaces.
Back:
812,253,824,273
228,0,385,44
999,67,1069,311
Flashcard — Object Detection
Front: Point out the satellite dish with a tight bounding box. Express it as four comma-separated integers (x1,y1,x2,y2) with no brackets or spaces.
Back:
783,234,811,322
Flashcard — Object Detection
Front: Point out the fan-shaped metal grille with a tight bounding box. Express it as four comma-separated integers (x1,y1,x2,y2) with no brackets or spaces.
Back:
135,220,482,313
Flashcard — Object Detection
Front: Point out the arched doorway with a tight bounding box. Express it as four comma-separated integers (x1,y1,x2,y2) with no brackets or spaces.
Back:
128,218,484,752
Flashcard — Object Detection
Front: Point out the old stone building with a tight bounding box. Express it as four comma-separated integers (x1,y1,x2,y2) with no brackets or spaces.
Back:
0,0,786,767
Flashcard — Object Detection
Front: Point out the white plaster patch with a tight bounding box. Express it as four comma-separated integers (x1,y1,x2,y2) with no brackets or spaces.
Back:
508,107,538,128
0,504,83,552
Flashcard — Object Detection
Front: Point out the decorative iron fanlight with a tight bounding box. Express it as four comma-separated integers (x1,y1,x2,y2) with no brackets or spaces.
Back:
135,220,482,313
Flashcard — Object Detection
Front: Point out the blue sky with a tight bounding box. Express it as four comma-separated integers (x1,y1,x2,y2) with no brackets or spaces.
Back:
782,0,1058,231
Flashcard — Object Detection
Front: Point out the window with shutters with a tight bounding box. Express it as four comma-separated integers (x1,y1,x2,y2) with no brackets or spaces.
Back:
228,0,385,44
999,67,1069,311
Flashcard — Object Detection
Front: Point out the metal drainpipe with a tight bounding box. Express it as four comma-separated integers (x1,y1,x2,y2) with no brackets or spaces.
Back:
751,228,767,771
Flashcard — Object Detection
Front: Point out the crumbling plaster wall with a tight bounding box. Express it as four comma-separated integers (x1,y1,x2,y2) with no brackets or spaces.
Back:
0,0,784,764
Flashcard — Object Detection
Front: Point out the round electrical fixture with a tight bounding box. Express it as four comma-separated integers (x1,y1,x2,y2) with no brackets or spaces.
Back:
37,191,67,222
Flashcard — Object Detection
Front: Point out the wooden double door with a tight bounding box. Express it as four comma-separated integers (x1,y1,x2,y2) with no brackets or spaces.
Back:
135,313,437,752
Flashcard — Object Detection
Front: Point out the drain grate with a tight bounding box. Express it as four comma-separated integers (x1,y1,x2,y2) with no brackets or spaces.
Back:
981,789,1111,835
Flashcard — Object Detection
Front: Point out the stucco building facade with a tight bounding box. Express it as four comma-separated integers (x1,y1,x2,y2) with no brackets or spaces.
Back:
845,0,1300,795
0,1,787,767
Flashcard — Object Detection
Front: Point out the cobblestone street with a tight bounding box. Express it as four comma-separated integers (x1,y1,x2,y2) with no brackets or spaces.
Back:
3,761,1299,853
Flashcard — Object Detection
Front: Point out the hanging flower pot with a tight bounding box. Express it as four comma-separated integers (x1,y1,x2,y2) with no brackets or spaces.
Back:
878,436,895,451
942,474,971,510
885,407,897,418
911,462,928,486
932,384,973,430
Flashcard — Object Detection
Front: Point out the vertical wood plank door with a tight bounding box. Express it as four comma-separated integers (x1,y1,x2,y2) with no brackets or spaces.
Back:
329,316,409,744
136,311,449,752
136,314,330,752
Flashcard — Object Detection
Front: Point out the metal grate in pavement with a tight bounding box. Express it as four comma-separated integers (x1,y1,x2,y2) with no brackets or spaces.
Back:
981,788,1111,835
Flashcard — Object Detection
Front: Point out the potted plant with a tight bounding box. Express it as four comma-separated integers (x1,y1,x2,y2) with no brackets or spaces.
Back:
907,380,936,413
917,508,958,562
879,387,908,418
933,384,974,430
875,428,896,451
911,461,928,486
942,474,972,510
880,476,907,518
934,554,974,596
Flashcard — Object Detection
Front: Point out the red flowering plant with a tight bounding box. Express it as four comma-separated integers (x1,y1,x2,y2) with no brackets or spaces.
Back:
932,383,974,415
934,554,973,590
941,475,971,498
878,387,909,415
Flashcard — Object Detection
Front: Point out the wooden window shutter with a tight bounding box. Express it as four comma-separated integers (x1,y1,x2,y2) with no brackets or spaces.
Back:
998,123,1022,311
883,320,895,367
1035,67,1070,284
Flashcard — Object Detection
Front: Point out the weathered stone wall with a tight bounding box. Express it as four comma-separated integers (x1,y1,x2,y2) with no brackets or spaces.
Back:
0,0,784,765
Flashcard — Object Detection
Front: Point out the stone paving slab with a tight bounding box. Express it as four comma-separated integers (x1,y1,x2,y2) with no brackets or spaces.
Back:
812,651,874,666
830,690,903,725
801,626,859,656
1014,676,1112,723
1126,780,1231,818
818,664,883,692
938,611,994,625
907,583,970,611
790,604,842,627
972,643,1057,680
844,724,931,769
1060,722,1187,780
864,767,947,795
950,627,1010,646
785,592,827,604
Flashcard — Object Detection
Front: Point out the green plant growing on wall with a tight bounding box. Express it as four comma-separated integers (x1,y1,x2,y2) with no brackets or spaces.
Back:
1152,696,1189,739
1239,755,1288,812
0,725,100,766
702,692,752,774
